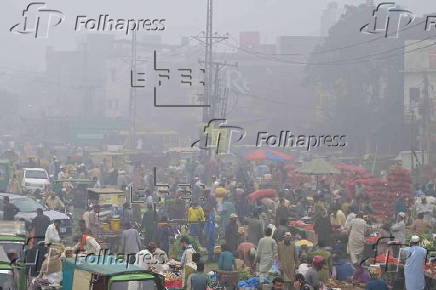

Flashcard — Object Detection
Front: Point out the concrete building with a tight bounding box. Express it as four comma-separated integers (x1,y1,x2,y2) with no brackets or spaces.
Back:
403,39,436,164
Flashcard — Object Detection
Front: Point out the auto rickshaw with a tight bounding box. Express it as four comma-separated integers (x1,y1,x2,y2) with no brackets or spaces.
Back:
53,179,96,203
62,256,165,290
0,221,28,289
87,188,126,209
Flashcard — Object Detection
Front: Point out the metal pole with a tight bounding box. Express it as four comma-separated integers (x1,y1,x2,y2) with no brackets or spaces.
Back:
129,31,137,149
203,0,213,122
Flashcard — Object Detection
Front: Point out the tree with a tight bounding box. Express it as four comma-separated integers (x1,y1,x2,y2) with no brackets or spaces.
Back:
305,3,430,155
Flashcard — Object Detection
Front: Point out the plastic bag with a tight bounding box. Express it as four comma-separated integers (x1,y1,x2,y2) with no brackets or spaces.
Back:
271,262,279,272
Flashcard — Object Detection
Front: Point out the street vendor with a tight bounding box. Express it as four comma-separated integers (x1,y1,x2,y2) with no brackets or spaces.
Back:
277,232,299,287
148,242,169,264
237,240,256,269
390,212,406,244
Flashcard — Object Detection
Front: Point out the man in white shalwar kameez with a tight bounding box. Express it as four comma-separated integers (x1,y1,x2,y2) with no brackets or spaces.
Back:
255,227,278,280
346,213,367,264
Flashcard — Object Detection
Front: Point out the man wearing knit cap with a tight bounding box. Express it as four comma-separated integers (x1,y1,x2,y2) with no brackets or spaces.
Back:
402,235,427,290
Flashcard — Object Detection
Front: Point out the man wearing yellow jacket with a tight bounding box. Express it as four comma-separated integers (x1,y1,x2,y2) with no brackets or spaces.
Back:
187,202,205,238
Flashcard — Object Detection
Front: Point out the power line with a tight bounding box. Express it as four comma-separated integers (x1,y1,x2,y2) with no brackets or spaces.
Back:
220,35,436,66
228,19,427,57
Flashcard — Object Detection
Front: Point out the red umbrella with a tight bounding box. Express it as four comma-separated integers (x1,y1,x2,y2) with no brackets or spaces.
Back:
241,149,293,162
246,189,277,201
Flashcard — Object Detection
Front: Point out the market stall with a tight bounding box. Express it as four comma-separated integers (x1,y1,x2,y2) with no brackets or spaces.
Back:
87,188,126,251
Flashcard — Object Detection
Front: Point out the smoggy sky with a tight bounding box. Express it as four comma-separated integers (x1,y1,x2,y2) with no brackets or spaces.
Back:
2,0,436,70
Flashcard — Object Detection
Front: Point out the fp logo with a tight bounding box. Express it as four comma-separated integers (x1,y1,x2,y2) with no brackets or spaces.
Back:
360,2,414,38
10,2,64,38
191,119,246,154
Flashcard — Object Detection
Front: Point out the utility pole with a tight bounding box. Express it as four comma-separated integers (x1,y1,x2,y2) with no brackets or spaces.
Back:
195,0,230,121
128,31,137,149
192,0,234,157
203,0,213,123
199,61,238,118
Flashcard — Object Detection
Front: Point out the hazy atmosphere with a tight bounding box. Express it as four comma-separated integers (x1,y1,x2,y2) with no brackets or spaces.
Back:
2,1,436,289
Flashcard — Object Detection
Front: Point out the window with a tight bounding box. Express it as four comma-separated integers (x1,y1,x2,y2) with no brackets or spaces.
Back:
0,272,15,290
12,198,42,213
409,87,420,104
24,170,48,179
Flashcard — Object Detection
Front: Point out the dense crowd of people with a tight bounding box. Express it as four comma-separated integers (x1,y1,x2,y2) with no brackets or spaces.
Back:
2,151,436,290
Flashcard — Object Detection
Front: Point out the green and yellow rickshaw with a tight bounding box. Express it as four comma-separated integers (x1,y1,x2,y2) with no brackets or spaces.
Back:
0,221,28,289
62,256,165,290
